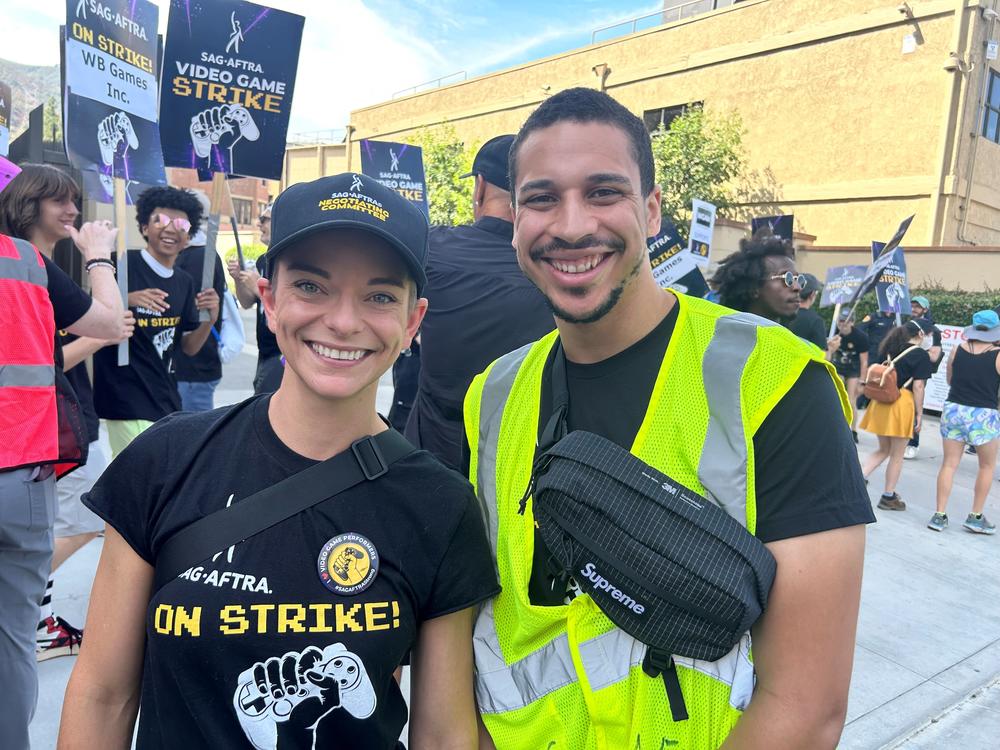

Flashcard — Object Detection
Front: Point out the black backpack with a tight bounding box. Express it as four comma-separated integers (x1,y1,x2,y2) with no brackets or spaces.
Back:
522,342,777,722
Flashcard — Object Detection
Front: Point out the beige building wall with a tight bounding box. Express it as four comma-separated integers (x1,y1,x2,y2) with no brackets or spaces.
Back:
282,143,348,189
334,0,998,249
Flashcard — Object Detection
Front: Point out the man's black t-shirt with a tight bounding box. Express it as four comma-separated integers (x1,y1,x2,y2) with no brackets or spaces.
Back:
93,250,200,421
43,254,92,369
860,314,896,361
528,304,874,605
84,395,499,749
405,217,554,470
256,255,281,360
174,245,227,383
788,307,826,349
832,328,870,374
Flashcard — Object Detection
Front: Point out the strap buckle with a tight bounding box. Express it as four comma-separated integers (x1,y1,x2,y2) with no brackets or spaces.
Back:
351,436,388,481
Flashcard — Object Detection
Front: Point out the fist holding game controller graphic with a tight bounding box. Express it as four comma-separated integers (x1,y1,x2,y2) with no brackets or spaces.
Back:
97,111,139,167
234,643,376,749
190,104,260,169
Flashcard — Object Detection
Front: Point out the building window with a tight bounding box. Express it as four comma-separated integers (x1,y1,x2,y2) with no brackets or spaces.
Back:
233,197,253,227
643,102,701,133
984,70,1000,144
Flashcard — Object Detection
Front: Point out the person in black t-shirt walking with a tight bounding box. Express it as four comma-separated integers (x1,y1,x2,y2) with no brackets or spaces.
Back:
174,190,229,412
826,311,870,442
929,310,1000,535
61,174,498,750
228,204,285,394
788,273,827,349
404,135,554,469
93,187,220,455
860,320,933,511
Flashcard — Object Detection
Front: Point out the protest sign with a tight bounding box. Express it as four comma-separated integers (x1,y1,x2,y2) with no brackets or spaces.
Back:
820,265,867,308
0,81,11,157
924,324,965,411
159,0,304,180
751,214,794,241
0,155,20,193
359,139,429,219
79,168,154,204
871,241,910,314
845,214,914,315
648,221,709,296
687,199,716,268
63,0,166,185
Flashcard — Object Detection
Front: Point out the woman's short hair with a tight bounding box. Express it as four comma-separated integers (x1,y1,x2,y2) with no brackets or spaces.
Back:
0,164,80,240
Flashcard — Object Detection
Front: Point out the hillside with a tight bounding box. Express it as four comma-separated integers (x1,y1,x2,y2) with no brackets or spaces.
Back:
0,57,61,139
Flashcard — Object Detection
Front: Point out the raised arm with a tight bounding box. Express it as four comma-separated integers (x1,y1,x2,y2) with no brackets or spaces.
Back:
720,525,866,750
409,607,479,750
227,257,261,309
64,222,125,339
58,527,152,749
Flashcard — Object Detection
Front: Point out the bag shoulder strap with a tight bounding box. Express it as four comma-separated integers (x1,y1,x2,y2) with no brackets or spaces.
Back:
890,345,921,366
153,429,415,593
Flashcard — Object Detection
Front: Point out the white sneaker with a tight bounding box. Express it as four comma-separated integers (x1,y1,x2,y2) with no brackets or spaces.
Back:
904,446,918,460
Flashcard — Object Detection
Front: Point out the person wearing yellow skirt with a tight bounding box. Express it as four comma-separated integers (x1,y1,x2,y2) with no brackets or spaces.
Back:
861,319,933,510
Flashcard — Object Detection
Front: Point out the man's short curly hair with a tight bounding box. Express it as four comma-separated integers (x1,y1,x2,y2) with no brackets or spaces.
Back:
135,186,202,237
712,233,795,312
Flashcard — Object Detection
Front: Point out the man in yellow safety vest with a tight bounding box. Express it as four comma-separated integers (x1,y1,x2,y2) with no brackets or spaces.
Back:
465,87,875,750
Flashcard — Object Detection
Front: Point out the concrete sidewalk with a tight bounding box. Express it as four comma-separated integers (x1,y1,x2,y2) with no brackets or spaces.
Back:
29,329,1000,747
840,423,1000,749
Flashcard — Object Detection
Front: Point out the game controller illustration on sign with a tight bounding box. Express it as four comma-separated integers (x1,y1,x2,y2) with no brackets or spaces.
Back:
190,104,260,173
234,643,377,749
97,111,139,168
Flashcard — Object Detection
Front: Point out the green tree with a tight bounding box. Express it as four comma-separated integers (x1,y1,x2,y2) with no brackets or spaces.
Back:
43,95,62,144
650,105,744,237
408,124,477,226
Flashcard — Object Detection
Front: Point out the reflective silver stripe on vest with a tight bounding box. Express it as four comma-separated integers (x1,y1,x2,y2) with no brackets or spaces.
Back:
0,237,49,287
474,314,768,713
474,599,578,714
476,341,536,560
577,627,755,711
697,312,777,526
0,365,55,388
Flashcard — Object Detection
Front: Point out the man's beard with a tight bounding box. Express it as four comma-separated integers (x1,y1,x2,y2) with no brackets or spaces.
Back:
539,247,644,325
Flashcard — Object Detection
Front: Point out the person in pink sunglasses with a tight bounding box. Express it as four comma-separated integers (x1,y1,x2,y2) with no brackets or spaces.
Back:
93,186,220,455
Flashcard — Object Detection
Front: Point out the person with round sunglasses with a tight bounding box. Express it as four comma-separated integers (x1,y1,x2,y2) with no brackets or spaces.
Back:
712,233,806,324
928,310,1000,535
92,186,220,456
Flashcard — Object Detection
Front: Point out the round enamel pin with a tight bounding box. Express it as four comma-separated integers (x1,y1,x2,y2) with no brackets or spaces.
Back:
317,533,379,595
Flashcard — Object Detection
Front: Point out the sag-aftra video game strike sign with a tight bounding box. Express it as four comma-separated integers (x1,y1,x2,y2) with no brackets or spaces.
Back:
159,0,304,180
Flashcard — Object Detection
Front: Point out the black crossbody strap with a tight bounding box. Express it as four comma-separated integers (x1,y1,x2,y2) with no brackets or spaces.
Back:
153,429,415,593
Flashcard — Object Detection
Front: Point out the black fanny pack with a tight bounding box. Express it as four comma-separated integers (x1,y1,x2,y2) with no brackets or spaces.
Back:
522,342,777,721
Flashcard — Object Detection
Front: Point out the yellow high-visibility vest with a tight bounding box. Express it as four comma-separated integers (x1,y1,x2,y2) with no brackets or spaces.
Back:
464,292,849,749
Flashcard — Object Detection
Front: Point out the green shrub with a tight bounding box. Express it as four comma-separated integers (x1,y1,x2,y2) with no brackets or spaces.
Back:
817,285,1000,329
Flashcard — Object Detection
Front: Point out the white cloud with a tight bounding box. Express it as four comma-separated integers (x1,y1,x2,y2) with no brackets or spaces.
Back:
3,0,658,133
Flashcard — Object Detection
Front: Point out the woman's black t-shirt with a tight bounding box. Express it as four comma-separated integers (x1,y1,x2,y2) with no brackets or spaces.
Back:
84,395,499,749
888,346,933,391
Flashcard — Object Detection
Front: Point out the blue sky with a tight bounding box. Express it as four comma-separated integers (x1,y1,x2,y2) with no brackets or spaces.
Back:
5,0,658,133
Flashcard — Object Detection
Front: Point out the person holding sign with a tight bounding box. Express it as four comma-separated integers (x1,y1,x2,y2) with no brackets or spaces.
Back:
712,233,806,323
859,320,933,510
465,87,872,750
92,186,219,456
827,311,870,443
60,174,497,750
928,311,1000,535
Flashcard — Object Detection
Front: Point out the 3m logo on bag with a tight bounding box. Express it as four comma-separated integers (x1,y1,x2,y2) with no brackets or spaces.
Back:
579,562,646,615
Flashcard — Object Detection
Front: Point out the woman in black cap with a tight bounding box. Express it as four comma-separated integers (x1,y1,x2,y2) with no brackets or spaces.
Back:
60,174,499,750
928,310,1000,535
859,319,933,511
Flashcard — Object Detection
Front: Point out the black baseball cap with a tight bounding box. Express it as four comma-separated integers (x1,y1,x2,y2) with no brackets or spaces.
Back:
460,134,515,192
265,173,428,293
